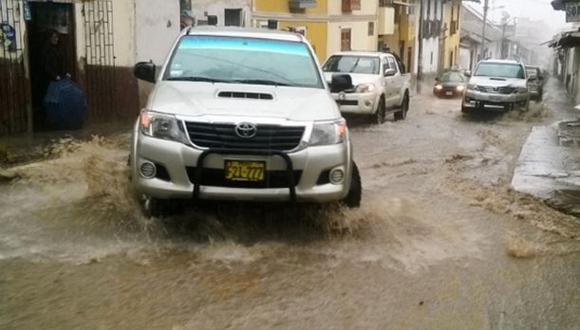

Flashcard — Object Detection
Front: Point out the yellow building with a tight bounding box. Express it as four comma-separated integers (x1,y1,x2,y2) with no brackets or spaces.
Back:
252,0,379,62
380,1,417,73
441,0,461,70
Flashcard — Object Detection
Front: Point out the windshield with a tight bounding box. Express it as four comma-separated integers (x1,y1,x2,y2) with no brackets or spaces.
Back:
322,55,380,75
164,35,323,88
475,63,525,79
440,72,465,83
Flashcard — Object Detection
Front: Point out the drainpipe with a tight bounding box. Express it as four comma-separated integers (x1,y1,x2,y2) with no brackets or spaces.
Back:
417,0,424,94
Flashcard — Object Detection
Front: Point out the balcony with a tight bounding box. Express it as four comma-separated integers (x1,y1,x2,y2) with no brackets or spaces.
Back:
378,6,395,35
289,0,317,10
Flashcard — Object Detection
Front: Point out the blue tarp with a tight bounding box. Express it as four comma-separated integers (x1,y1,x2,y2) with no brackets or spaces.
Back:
43,79,87,130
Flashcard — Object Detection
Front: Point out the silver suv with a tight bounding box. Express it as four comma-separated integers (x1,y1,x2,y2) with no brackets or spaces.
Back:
131,27,361,216
462,59,530,114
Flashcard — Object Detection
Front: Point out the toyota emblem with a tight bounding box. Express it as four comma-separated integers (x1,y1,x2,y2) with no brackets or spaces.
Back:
339,92,346,100
235,122,258,138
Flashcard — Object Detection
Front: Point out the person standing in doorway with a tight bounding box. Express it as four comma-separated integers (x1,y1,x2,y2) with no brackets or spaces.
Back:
42,30,62,83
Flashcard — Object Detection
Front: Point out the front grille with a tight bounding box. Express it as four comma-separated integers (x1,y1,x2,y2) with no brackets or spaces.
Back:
336,100,358,106
476,86,515,94
185,122,305,151
186,167,302,188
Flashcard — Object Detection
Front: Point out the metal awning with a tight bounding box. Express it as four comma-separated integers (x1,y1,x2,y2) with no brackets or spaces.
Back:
551,0,577,11
550,30,580,48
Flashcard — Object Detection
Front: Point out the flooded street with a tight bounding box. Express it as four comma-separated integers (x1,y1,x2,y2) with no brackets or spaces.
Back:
2,79,580,329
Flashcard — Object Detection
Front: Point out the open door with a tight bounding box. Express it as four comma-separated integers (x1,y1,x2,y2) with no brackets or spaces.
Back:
27,2,77,131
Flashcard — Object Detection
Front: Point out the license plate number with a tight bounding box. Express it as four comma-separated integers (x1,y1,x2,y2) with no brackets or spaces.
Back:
225,160,265,182
445,91,453,96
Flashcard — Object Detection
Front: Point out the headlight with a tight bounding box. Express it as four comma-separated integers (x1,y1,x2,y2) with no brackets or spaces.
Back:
355,83,376,93
467,84,477,90
309,119,347,146
140,110,188,143
434,84,443,90
456,85,465,92
517,87,528,93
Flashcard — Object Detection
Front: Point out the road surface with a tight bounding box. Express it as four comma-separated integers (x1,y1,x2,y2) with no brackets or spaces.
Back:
1,79,579,329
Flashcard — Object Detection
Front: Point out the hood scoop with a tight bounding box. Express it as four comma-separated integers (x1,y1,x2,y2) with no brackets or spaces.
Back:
489,77,507,81
218,91,274,100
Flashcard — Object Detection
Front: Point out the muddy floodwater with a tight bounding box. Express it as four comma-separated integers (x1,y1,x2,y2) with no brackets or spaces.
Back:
1,79,580,329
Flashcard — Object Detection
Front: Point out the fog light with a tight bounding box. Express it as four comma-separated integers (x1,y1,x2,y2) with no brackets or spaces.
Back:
365,100,372,107
140,162,156,178
329,168,345,184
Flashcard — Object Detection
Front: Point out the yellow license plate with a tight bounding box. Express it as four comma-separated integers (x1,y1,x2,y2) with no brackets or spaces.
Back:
224,160,266,182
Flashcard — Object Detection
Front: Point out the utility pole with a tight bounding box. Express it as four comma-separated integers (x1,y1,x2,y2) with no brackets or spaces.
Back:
481,0,489,60
416,0,424,94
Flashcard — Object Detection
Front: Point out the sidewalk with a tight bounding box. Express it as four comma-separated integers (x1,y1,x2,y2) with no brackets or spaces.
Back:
511,78,580,217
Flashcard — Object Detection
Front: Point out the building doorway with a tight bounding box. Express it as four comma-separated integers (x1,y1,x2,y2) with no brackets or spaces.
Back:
26,2,77,131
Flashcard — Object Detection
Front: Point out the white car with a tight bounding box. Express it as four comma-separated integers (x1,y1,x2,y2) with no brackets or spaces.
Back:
462,59,530,113
131,27,362,216
322,51,411,124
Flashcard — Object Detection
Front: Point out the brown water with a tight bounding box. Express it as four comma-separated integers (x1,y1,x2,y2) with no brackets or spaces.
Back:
1,79,580,329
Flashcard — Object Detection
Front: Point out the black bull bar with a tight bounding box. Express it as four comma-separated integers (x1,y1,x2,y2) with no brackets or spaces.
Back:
192,148,297,202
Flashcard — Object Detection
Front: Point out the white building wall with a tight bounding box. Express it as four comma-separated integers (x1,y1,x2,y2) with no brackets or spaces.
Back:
189,0,251,27
422,38,439,73
135,0,181,64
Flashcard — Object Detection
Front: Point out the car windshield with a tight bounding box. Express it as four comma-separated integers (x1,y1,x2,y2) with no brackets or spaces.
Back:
475,63,525,79
164,35,323,88
323,55,380,75
439,72,465,83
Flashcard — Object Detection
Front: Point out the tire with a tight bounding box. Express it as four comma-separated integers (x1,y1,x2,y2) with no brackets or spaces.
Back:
371,97,386,125
343,162,362,208
394,93,409,121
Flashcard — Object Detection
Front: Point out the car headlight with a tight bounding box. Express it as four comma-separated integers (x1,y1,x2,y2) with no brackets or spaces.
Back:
434,84,443,90
517,87,528,93
456,85,465,92
355,83,376,93
309,119,347,146
140,110,188,143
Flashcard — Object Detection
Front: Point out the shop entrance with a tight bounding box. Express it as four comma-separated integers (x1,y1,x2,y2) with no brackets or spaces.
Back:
26,1,77,131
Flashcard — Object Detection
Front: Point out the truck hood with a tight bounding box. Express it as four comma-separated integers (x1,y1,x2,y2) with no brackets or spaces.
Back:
323,72,381,88
469,76,526,88
146,81,341,121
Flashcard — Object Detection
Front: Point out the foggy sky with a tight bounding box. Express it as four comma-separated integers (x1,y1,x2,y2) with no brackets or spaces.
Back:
467,0,567,33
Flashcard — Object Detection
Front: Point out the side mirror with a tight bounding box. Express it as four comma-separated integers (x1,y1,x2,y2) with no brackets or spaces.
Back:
464,71,471,78
330,74,353,93
134,61,156,83
384,68,396,77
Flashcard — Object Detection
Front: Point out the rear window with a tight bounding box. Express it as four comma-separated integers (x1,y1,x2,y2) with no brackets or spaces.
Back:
475,63,525,79
323,55,380,75
440,72,465,82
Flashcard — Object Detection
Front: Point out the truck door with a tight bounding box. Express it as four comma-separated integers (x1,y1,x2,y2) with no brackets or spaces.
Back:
387,55,403,107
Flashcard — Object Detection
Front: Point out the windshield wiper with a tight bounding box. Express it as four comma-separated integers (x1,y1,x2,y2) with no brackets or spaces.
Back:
233,79,291,87
166,76,232,83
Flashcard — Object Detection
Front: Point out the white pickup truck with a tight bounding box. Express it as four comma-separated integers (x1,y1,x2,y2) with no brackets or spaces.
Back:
322,51,411,124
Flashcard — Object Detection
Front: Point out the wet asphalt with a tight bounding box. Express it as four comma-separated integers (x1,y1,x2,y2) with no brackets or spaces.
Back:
1,78,579,329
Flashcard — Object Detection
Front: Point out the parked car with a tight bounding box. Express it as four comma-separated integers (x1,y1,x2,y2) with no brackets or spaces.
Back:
322,51,411,124
433,70,467,98
526,65,544,101
131,27,362,216
462,59,530,114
